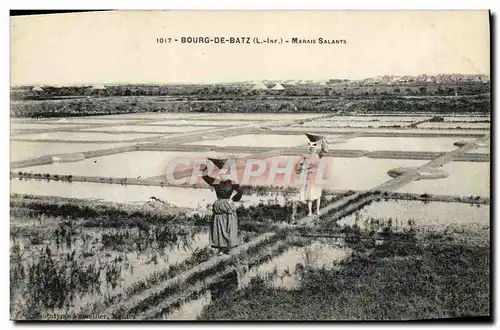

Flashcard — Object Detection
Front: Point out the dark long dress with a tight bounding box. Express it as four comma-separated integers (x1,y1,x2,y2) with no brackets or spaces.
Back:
202,175,243,250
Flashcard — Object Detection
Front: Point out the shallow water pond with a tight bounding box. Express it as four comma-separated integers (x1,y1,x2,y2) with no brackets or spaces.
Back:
280,126,489,135
16,151,249,179
467,146,490,154
163,239,352,320
258,156,427,190
325,116,427,122
239,241,352,290
417,122,490,129
193,113,324,121
442,116,490,122
186,134,328,148
302,121,412,128
11,123,85,131
328,137,476,152
150,120,252,126
15,131,161,142
338,200,490,230
85,125,216,133
10,141,135,162
396,161,490,197
36,118,143,124
10,179,292,208
83,113,203,120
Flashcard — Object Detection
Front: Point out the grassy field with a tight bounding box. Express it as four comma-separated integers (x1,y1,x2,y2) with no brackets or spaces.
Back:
199,226,490,320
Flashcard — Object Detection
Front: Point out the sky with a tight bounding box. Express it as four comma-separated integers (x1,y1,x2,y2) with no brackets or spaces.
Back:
10,10,490,85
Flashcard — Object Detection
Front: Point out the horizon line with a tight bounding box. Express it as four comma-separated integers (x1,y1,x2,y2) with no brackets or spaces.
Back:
11,72,491,87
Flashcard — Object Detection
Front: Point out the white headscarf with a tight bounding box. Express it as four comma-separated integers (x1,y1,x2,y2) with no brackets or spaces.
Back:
318,137,329,157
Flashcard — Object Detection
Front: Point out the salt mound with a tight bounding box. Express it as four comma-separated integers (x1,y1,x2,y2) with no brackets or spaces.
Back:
416,168,449,180
202,135,223,140
51,153,85,163
453,140,468,147
387,167,449,180
387,167,413,178
145,196,177,208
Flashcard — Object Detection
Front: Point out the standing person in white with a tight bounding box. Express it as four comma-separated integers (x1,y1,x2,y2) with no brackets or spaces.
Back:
290,133,329,223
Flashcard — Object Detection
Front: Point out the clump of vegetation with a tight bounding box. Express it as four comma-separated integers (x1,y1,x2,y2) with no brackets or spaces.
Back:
54,222,77,250
319,191,374,224
11,245,102,319
237,194,335,231
429,116,445,122
100,225,203,252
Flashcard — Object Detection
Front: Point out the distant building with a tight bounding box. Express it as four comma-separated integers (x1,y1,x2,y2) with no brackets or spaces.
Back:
91,84,106,90
31,85,43,92
271,83,285,90
251,82,268,90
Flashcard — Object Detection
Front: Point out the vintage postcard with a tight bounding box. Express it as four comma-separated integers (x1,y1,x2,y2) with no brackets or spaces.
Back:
9,10,491,321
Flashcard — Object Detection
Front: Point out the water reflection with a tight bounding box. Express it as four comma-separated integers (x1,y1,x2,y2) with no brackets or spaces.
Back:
164,240,352,320
166,291,212,320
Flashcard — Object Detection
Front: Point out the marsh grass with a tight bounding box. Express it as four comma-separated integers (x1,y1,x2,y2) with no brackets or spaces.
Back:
100,225,203,253
238,194,335,231
10,194,283,319
10,244,102,319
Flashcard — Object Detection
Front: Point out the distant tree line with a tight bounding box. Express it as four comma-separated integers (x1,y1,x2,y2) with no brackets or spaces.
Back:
10,94,490,118
10,82,490,101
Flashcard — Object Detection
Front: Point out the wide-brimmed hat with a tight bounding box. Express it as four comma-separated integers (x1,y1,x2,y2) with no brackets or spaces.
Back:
207,157,227,169
305,133,324,142
305,133,324,145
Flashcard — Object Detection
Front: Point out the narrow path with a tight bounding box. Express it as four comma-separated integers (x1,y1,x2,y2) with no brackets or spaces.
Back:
406,117,433,128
